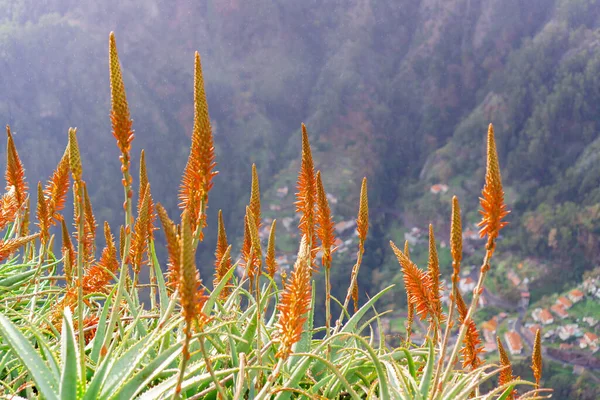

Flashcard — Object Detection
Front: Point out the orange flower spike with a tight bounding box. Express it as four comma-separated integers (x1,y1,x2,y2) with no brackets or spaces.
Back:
179,210,208,330
295,123,317,248
36,182,50,244
0,186,19,232
130,185,151,274
497,337,517,400
138,150,156,240
249,164,261,230
156,203,181,290
214,244,232,300
316,171,335,269
178,51,217,234
83,183,97,246
61,219,76,285
403,240,414,340
390,241,438,321
5,125,28,206
450,196,462,282
214,210,229,272
241,214,252,266
455,290,484,369
108,32,134,160
82,222,118,294
532,328,542,389
356,177,369,248
245,206,262,278
265,220,278,278
477,123,509,250
275,236,312,360
427,224,443,320
0,233,39,262
44,146,70,225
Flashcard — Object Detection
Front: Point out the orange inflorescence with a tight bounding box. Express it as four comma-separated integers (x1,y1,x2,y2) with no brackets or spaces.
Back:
356,177,369,247
497,337,517,400
82,222,119,294
36,182,50,244
156,203,181,290
213,210,232,299
455,290,484,370
0,186,19,232
138,150,156,240
450,196,462,283
275,236,312,360
532,328,542,389
404,240,414,340
265,220,278,278
315,171,335,269
390,241,439,322
179,211,209,330
295,124,317,250
108,32,134,162
477,124,509,249
178,52,217,237
5,126,28,207
82,183,97,264
44,147,70,225
130,184,152,273
0,234,39,262
427,224,443,321
249,164,261,231
61,219,76,285
245,207,262,283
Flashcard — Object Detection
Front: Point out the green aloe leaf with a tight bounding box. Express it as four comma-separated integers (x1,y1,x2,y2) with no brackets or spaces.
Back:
60,308,79,400
0,314,59,400
419,338,435,399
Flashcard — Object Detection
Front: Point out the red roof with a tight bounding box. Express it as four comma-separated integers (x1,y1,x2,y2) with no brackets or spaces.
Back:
528,324,541,337
556,296,572,308
570,289,584,298
551,304,569,319
539,309,554,324
504,331,523,353
584,332,598,343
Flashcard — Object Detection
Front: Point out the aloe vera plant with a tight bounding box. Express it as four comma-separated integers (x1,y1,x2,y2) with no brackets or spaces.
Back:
0,32,550,399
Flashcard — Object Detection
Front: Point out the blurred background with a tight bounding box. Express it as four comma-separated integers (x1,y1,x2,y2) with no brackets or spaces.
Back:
1,1,600,396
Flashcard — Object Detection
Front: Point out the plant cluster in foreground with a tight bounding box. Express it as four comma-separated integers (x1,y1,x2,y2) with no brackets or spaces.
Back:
0,32,550,399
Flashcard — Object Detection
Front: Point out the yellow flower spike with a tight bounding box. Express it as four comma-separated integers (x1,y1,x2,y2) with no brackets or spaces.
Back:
5,125,28,207
213,210,232,298
265,219,278,278
356,177,369,247
532,328,543,389
249,164,261,230
68,128,82,183
427,224,444,322
108,32,134,159
450,196,462,282
245,206,262,277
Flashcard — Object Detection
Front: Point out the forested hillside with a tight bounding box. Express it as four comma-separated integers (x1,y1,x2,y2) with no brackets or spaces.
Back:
2,1,600,395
